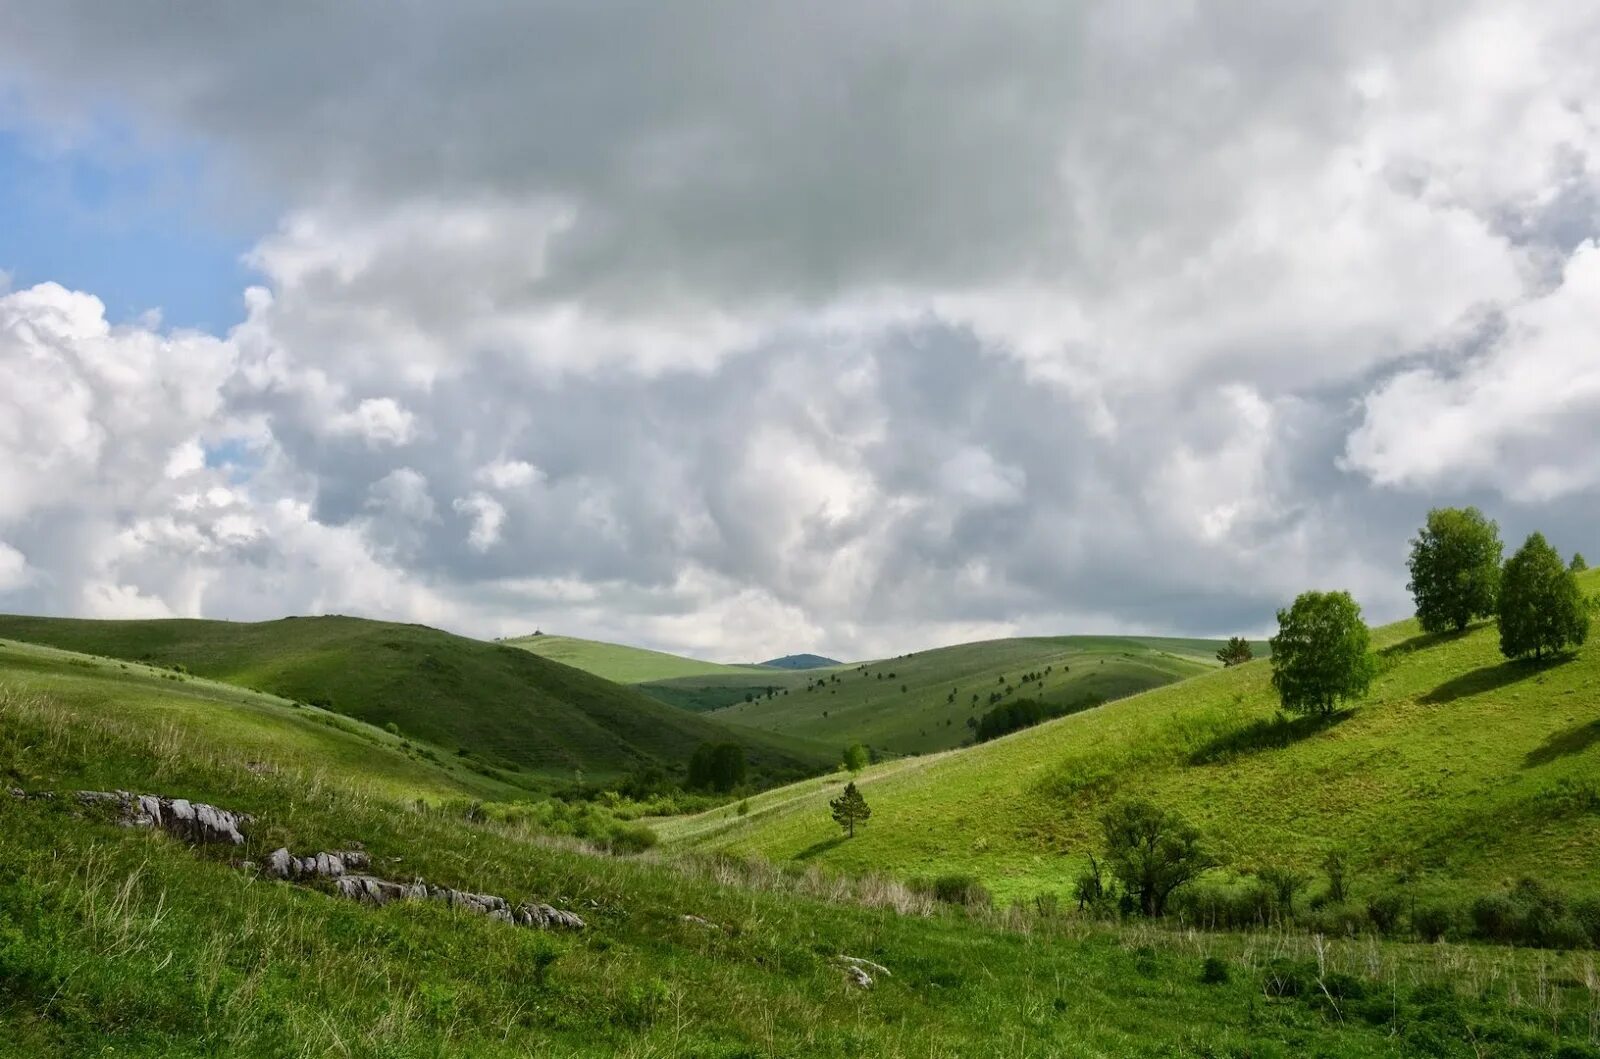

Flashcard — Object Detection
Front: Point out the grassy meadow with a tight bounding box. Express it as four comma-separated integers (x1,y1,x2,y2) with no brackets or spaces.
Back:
5,637,1600,1057
0,615,830,788
504,632,770,684
648,635,1225,755
658,572,1600,906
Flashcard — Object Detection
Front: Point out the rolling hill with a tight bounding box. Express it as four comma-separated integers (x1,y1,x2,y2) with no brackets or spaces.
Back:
657,570,1600,903
758,653,841,669
0,614,830,786
502,632,767,684
6,629,1575,1057
649,636,1227,754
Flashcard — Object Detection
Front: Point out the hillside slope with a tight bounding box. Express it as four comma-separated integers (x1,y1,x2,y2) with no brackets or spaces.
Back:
0,615,829,785
652,636,1224,754
503,632,766,684
659,573,1600,902
4,635,1577,1056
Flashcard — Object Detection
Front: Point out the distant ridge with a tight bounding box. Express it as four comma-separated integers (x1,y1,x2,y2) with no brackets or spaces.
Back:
757,654,841,670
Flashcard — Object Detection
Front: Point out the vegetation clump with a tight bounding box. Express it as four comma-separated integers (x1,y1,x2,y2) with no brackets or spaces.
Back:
1269,590,1375,716
1498,532,1590,661
1098,798,1213,917
1407,506,1503,633
829,781,872,838
1215,636,1253,667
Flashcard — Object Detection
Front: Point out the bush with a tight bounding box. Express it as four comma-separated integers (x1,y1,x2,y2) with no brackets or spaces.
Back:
1299,901,1369,938
1412,902,1458,942
1200,956,1230,985
1366,893,1404,934
928,874,992,908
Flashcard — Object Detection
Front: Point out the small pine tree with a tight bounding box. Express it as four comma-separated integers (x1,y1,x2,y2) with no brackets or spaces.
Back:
1215,636,1253,667
1572,552,1589,573
829,781,872,838
1499,532,1590,661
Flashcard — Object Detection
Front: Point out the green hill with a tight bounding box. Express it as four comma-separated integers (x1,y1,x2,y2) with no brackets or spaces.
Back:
658,571,1600,903
0,614,828,786
503,632,766,684
649,636,1225,754
2,629,1589,1057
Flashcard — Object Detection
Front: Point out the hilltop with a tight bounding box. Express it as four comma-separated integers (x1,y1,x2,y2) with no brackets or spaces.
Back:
658,571,1600,903
0,614,829,786
650,636,1224,754
502,631,767,684
758,653,842,670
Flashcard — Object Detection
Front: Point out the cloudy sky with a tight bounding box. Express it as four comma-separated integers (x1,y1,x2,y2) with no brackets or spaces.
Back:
1,3,1597,662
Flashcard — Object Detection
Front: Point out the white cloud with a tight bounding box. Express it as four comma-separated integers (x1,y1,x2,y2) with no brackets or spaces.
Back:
328,397,416,447
1346,240,1600,501
475,459,542,491
452,493,507,552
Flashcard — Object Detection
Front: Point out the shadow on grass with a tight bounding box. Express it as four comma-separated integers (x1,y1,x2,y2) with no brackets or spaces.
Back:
793,834,847,861
1187,709,1353,765
1419,656,1568,705
1524,719,1600,768
1380,627,1473,660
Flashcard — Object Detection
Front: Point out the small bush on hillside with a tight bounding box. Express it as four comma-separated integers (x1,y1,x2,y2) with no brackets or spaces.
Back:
927,874,992,908
1412,902,1458,942
1366,893,1405,935
1200,956,1230,984
1099,799,1214,917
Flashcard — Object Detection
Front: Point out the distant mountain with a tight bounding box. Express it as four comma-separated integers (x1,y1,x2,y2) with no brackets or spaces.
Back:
757,653,842,670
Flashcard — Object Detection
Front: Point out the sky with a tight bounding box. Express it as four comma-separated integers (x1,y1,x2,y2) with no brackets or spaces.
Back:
0,2,1597,662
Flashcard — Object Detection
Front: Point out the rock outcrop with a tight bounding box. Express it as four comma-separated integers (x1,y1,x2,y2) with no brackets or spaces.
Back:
73,790,250,845
265,847,370,880
331,872,584,930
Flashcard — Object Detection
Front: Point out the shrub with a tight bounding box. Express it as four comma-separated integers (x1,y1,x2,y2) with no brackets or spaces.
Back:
605,822,659,855
1412,902,1458,942
1366,893,1404,934
929,874,992,908
1200,956,1230,985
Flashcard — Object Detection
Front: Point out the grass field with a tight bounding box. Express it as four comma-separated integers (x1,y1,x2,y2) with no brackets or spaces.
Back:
503,632,770,684
658,571,1600,904
5,636,1599,1057
648,636,1226,755
0,615,830,787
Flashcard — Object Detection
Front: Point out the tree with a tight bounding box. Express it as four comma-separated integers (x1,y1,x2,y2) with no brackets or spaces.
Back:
1098,799,1213,916
829,781,871,837
1407,507,1503,633
1573,552,1589,573
687,742,747,792
1269,590,1375,716
1498,532,1590,661
841,743,870,772
1215,636,1253,667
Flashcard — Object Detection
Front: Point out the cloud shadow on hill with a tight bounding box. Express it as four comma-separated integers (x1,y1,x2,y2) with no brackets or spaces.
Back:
1187,709,1353,766
1420,657,1568,706
1524,719,1600,768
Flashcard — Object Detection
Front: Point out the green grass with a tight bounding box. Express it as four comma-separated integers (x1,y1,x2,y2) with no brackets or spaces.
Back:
4,638,1599,1057
503,632,770,684
648,635,1225,755
0,615,830,787
658,572,1600,905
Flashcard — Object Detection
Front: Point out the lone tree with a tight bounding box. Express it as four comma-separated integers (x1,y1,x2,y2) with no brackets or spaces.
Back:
1269,590,1375,716
1499,532,1590,662
1216,636,1254,667
1099,799,1213,917
829,781,871,837
1407,507,1503,633
841,743,870,773
1573,553,1589,573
